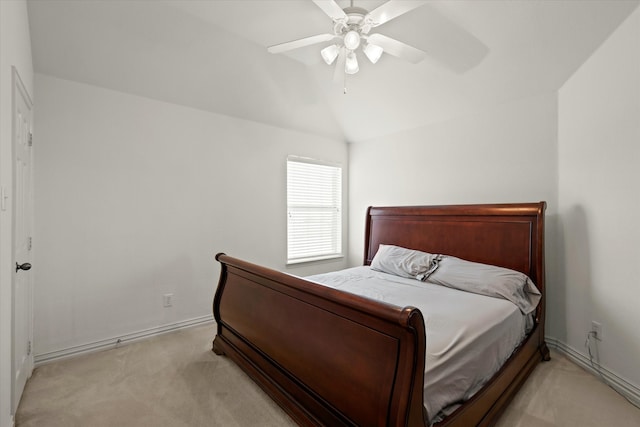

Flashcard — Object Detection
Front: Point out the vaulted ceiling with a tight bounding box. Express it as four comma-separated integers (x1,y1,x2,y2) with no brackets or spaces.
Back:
27,0,639,142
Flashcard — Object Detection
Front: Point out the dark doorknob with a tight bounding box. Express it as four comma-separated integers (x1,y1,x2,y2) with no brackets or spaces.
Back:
16,262,32,272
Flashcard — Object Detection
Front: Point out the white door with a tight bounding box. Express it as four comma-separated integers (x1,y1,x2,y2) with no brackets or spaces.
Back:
12,68,34,413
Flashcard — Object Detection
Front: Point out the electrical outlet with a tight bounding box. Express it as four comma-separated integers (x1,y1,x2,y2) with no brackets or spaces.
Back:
163,293,173,308
591,321,602,340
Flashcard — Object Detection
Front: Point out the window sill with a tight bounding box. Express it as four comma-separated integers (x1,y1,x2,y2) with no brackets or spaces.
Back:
286,254,344,267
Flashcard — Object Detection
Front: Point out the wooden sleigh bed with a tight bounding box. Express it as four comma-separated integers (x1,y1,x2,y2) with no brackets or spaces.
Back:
212,202,549,426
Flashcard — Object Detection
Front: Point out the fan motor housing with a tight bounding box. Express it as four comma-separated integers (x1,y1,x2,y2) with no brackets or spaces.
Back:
335,6,369,36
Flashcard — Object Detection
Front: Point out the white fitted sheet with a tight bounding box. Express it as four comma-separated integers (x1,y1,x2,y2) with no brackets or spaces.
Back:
306,266,531,424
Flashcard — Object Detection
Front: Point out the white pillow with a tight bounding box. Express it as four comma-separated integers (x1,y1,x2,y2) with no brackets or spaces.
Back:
428,256,541,314
370,244,439,280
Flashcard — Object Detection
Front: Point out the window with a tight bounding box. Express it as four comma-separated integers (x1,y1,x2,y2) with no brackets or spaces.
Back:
287,156,342,264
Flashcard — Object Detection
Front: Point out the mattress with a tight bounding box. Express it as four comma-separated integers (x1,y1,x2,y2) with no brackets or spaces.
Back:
306,266,532,424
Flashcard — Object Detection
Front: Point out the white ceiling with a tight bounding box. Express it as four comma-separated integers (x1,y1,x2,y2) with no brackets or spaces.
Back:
27,0,639,143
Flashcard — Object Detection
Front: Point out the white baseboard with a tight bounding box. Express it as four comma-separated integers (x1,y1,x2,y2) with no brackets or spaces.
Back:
34,315,214,366
546,336,640,408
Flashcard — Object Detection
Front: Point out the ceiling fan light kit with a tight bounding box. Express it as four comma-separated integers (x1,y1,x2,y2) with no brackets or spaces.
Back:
268,0,428,79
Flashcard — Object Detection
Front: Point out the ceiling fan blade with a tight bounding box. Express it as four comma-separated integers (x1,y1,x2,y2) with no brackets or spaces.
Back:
375,3,489,73
312,0,347,22
365,0,427,27
268,33,335,54
367,33,427,64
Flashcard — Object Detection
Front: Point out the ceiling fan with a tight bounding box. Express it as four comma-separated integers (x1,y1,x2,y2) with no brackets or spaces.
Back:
267,0,428,77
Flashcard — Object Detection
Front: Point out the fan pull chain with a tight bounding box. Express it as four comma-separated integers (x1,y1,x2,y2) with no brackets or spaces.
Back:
343,71,348,95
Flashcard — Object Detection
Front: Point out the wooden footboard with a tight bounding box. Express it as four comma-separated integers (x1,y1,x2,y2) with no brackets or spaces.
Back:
213,253,427,427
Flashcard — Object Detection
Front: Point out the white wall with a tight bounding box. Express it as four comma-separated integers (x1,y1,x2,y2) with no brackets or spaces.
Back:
33,74,348,359
348,92,559,269
557,5,639,390
0,0,34,424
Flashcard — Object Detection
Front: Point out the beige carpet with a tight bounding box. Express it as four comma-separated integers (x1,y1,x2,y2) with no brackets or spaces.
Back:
16,324,640,427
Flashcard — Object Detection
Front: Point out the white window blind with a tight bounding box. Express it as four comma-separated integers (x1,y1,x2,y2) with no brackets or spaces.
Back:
287,156,342,264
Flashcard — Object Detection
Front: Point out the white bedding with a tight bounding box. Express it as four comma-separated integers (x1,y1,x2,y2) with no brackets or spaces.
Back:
306,266,532,425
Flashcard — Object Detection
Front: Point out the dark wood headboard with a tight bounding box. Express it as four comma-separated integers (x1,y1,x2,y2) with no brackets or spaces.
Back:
364,202,546,320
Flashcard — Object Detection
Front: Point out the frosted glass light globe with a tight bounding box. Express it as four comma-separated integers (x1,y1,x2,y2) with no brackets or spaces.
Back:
343,30,361,50
321,44,339,65
345,51,359,74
